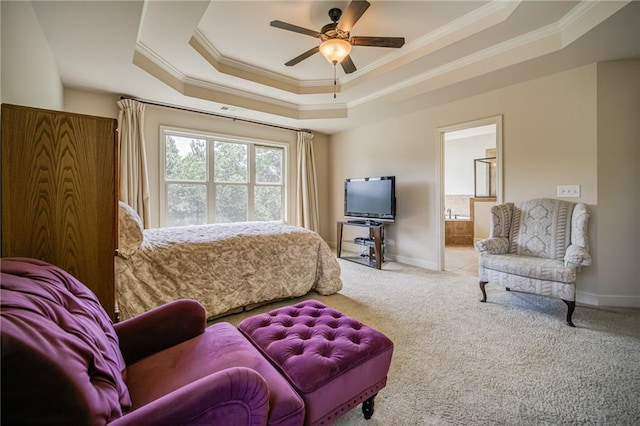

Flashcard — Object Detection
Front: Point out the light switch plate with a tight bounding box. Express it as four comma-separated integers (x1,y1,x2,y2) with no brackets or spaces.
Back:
557,185,580,198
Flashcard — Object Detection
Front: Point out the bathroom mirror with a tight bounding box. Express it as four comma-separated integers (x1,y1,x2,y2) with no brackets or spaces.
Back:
474,157,497,197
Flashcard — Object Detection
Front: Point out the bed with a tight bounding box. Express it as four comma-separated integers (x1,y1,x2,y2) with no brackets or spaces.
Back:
115,202,342,320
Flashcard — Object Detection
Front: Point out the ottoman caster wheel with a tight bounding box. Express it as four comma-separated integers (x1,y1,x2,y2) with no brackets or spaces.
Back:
362,394,377,420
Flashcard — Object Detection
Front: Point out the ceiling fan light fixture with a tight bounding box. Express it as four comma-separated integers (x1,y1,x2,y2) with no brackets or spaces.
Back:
319,38,352,64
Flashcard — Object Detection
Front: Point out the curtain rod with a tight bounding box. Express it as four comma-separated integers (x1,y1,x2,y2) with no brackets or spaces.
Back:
120,96,312,134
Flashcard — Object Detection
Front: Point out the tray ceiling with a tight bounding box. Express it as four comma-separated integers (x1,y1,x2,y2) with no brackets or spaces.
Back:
30,1,637,134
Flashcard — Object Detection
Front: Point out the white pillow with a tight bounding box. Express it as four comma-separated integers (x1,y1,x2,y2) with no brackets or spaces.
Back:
118,201,144,257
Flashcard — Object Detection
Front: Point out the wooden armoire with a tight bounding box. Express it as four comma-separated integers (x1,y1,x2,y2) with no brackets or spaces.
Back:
1,104,118,319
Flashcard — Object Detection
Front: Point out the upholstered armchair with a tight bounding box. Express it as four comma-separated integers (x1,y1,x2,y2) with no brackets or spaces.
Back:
1,258,305,425
475,198,591,326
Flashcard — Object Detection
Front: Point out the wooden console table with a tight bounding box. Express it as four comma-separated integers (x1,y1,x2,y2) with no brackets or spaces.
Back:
336,221,385,269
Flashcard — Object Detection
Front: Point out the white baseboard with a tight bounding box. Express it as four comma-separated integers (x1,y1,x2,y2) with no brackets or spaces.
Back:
391,254,438,271
577,290,640,308
576,291,600,306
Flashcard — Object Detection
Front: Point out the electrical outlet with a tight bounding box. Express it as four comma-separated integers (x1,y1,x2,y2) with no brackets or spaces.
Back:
557,185,580,198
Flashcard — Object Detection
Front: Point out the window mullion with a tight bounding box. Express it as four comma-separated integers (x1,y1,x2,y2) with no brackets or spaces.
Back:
208,137,216,224
248,144,255,221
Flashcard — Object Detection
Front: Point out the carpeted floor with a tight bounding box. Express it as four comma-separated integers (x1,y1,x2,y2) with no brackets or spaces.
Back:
216,259,640,425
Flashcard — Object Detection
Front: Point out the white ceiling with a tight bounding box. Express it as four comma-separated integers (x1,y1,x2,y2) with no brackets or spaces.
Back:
31,0,639,134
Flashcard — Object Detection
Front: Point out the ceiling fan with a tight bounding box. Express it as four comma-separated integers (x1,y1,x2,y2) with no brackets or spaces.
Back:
270,0,405,74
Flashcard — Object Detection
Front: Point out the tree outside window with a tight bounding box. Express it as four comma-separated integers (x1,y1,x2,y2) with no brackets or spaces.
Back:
162,130,285,227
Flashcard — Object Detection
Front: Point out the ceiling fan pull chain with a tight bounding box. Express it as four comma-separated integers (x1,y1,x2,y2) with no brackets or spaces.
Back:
333,64,337,99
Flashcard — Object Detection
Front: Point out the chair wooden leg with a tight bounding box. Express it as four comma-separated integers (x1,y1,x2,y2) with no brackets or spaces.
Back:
563,300,576,327
479,281,488,302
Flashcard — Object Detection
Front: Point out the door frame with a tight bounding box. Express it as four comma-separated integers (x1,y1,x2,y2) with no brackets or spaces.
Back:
436,115,503,271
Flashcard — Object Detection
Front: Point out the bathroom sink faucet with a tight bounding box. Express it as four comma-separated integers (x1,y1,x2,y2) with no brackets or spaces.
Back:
446,208,452,219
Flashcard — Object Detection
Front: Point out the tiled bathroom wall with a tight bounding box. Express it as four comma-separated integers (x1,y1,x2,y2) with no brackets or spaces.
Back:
444,194,472,218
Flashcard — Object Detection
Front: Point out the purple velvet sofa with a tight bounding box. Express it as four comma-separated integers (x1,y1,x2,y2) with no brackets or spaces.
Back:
1,258,305,425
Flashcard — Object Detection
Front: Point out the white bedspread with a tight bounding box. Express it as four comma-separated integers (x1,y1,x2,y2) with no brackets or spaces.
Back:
115,221,342,320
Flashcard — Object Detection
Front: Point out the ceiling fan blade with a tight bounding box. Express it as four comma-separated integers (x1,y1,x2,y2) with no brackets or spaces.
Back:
270,20,322,38
337,0,370,32
284,46,320,66
350,36,405,48
341,55,357,74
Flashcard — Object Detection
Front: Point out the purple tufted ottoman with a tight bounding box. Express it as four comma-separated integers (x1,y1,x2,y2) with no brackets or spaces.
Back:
238,300,393,426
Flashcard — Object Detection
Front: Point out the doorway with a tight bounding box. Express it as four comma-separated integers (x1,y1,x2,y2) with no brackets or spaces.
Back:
437,116,503,273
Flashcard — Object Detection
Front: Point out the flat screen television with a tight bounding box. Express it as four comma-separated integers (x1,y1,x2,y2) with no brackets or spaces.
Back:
344,176,396,223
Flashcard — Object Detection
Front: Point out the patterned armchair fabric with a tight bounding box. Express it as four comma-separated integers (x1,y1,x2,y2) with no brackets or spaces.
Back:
475,198,591,326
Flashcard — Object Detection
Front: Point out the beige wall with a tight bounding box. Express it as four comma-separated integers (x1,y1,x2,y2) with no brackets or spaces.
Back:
473,199,496,242
330,63,639,306
595,61,640,306
1,1,63,109
331,110,437,268
64,88,119,119
445,133,495,196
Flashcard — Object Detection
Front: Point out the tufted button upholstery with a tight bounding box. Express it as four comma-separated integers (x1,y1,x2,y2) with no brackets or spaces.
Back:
2,258,304,425
1,258,131,424
239,300,394,425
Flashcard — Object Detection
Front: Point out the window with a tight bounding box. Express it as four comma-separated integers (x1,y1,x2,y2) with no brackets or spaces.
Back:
161,128,286,227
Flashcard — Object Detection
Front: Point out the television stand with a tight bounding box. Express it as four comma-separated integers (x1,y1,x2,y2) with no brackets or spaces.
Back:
347,219,382,226
337,221,386,270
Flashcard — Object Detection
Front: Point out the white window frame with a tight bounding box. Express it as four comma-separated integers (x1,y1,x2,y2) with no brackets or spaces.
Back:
159,126,288,227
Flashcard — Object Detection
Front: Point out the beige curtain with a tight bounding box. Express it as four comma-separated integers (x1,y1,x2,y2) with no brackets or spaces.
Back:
296,131,319,231
117,99,150,227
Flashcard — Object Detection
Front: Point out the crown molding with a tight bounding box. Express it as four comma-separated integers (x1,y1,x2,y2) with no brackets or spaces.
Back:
348,0,629,109
133,41,347,120
188,0,521,96
133,0,628,121
135,0,523,103
189,30,335,95
558,0,629,45
341,0,522,89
